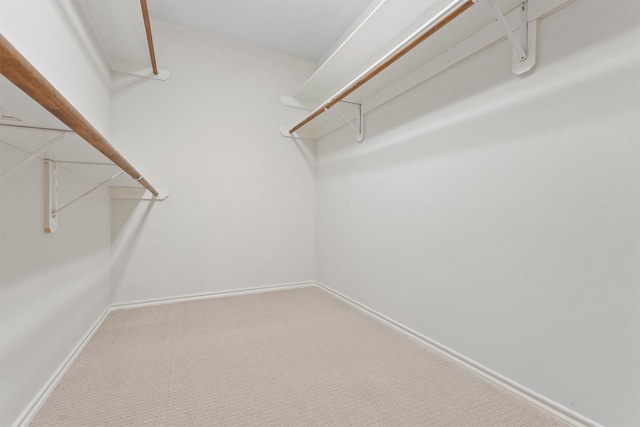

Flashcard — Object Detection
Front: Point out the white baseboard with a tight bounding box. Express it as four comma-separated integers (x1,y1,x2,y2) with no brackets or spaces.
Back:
110,281,316,311
13,281,315,427
12,308,111,427
314,281,601,427
15,280,599,427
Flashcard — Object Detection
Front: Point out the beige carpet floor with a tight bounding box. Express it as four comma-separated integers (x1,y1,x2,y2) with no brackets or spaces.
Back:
31,287,567,426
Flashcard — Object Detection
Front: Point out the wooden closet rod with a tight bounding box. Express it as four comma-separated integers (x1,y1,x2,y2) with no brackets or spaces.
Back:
0,34,159,195
140,0,158,75
289,0,475,134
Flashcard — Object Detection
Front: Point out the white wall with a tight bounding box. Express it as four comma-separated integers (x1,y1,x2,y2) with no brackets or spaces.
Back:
316,1,639,426
0,2,113,426
0,0,112,137
0,160,111,427
2,1,637,426
110,20,317,303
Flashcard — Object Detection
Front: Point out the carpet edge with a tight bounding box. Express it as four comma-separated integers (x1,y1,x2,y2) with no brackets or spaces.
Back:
314,281,601,427
12,307,111,427
110,281,317,311
15,281,315,427
17,280,599,427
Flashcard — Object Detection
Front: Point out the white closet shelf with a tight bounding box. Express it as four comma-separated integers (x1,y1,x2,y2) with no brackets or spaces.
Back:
59,0,170,81
0,34,157,195
281,0,575,142
0,123,141,189
0,34,166,233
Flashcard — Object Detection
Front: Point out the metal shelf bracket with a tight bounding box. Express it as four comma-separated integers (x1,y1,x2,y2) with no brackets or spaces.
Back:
331,101,364,143
44,159,124,233
44,159,58,233
486,0,537,75
280,98,364,143
0,132,65,183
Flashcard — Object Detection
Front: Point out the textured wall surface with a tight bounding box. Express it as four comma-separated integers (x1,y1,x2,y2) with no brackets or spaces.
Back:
0,2,113,426
2,1,638,426
316,1,639,425
110,20,317,303
0,161,111,427
0,0,112,137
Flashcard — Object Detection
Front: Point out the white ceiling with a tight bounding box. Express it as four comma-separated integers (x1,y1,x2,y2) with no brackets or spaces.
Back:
147,0,375,62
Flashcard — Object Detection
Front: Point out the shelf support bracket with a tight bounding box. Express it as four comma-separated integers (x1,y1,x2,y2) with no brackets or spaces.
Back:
486,0,536,75
1,133,65,183
331,101,364,143
44,159,58,233
44,159,125,233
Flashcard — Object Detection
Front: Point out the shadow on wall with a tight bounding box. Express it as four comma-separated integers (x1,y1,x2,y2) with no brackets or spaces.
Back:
321,24,638,178
53,0,111,85
111,72,156,95
110,196,157,298
291,137,316,173
0,159,113,426
0,165,111,286
317,0,640,170
0,250,111,363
